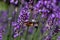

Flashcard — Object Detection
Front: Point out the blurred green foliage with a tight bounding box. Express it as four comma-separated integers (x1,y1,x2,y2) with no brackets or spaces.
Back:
0,1,9,10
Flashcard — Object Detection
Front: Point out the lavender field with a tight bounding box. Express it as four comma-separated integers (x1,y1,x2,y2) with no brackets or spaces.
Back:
0,0,60,40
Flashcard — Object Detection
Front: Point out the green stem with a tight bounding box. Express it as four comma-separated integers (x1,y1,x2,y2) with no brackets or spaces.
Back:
32,28,37,40
7,8,14,40
7,22,12,40
16,35,21,40
25,27,29,40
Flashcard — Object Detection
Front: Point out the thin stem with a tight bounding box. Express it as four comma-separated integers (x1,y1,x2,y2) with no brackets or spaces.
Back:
25,27,29,40
7,21,12,40
32,28,37,40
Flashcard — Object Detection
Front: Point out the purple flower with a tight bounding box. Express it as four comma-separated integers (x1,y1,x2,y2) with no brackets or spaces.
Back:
13,33,19,38
0,11,8,23
44,35,51,40
10,0,18,5
0,26,3,40
28,27,34,34
57,36,60,40
12,22,17,26
10,0,14,3
17,5,30,23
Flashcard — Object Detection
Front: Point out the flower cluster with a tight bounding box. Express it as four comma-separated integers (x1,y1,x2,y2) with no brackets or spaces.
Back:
12,0,60,39
0,11,8,40
0,0,60,40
